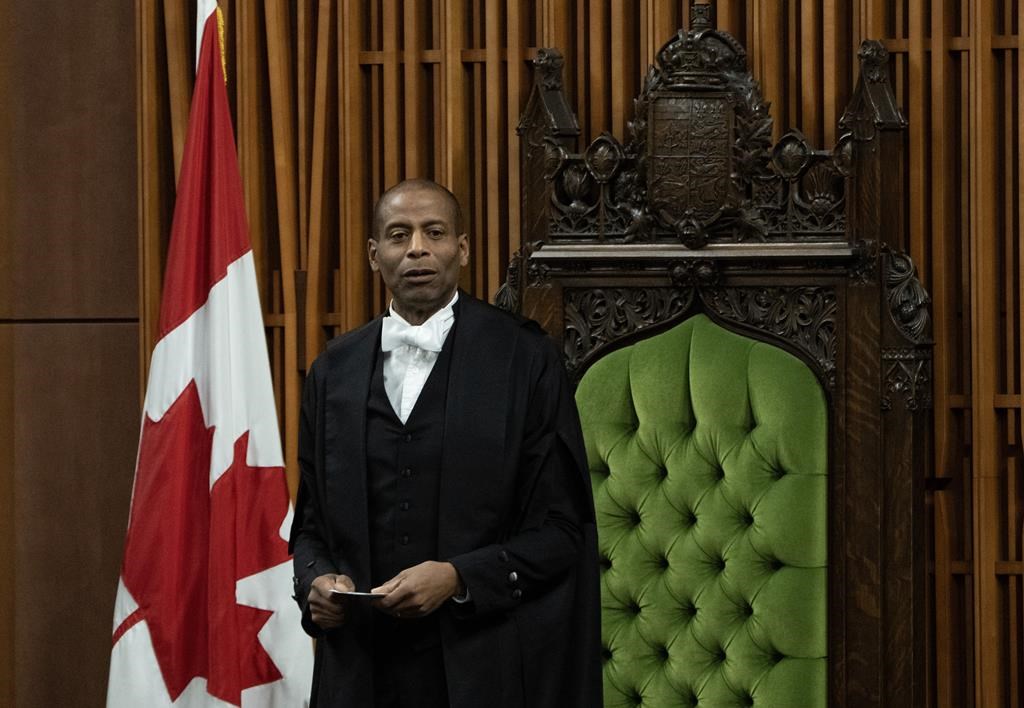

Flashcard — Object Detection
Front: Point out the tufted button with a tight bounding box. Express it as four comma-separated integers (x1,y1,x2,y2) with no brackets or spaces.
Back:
714,649,726,663
629,510,642,527
714,467,725,481
507,571,518,585
601,647,613,662
740,510,754,526
657,646,669,661
770,650,785,664
600,556,612,570
715,558,726,572
741,603,753,617
629,602,641,615
771,466,786,479
511,588,522,600
658,466,668,480
767,558,784,572
658,556,669,570
740,694,754,706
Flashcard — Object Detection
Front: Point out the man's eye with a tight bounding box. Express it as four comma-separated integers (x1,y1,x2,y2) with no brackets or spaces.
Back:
388,231,408,241
428,229,445,239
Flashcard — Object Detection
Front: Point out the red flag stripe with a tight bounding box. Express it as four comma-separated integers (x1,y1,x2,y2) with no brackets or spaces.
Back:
157,12,250,340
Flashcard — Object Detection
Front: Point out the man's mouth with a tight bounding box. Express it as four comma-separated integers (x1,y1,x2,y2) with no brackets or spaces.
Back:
402,269,436,284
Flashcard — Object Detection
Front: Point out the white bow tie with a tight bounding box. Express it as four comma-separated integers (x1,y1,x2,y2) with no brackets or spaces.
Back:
381,312,450,352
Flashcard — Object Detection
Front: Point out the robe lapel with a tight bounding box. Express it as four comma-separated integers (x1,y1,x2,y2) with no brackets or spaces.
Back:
438,295,515,555
323,318,380,586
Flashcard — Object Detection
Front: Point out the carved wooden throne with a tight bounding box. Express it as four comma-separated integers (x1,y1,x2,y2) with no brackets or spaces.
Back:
498,6,930,707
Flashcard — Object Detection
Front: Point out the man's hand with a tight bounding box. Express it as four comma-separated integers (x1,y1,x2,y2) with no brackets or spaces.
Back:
371,561,464,618
308,573,355,630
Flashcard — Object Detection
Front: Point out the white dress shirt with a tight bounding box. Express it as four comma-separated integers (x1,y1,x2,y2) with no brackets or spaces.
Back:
380,291,458,424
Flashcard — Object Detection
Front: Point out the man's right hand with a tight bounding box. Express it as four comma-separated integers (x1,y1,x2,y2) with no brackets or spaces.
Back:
308,574,355,630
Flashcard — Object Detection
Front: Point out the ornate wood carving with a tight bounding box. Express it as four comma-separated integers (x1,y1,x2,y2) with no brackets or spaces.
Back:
563,288,693,373
562,285,838,389
701,286,838,388
885,250,931,343
882,348,933,411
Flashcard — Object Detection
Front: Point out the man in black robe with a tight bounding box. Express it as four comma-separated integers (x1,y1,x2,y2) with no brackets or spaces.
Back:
289,179,602,707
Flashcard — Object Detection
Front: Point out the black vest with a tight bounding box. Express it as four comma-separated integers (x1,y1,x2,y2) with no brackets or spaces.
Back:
365,325,454,650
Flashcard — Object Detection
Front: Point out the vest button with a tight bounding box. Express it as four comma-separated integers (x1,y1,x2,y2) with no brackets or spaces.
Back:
400,501,410,511
401,467,412,478
404,433,413,442
511,589,522,600
401,535,410,545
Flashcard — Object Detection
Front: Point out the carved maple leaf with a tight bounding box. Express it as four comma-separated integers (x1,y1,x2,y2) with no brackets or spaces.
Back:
115,381,291,705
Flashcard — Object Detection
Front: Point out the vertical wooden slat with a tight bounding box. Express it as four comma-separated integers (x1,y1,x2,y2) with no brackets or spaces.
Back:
507,0,526,259
305,0,335,369
265,0,303,496
162,1,193,180
588,0,608,141
610,0,630,141
929,0,957,703
441,0,469,248
404,0,426,176
907,0,926,274
340,0,370,330
800,0,821,145
484,2,504,298
383,0,401,186
970,0,1004,702
296,0,314,273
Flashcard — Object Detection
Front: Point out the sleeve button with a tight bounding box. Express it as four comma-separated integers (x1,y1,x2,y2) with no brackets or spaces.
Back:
499,550,510,563
507,571,518,584
512,588,522,600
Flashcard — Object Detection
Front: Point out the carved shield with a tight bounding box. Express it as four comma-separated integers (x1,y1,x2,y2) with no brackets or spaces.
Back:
647,94,733,225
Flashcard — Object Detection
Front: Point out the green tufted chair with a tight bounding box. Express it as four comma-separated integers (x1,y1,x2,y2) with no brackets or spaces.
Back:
577,314,828,707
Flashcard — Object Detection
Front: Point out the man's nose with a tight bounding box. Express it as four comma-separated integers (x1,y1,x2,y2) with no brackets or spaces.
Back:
406,229,429,256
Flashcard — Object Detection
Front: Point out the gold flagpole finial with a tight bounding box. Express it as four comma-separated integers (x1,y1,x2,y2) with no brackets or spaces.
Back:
215,6,227,84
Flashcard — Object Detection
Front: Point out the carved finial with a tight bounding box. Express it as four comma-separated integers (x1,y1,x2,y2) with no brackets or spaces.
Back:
691,3,713,31
534,48,565,91
858,40,889,83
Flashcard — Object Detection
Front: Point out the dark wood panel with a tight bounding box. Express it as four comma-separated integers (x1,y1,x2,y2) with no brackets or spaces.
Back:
10,324,139,707
0,328,14,707
2,1,137,320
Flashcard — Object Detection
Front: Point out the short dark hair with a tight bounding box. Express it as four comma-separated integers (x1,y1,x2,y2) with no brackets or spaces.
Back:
371,179,464,239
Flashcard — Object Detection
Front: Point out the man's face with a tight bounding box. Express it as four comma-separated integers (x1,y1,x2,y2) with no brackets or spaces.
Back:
367,186,469,324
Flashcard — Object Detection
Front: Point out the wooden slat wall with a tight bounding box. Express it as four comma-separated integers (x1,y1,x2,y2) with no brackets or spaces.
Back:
136,2,1023,704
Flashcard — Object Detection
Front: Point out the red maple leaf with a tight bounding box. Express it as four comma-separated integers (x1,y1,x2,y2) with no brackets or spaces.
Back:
115,381,292,705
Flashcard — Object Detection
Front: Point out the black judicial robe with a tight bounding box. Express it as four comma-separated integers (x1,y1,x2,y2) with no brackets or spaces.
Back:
289,293,602,708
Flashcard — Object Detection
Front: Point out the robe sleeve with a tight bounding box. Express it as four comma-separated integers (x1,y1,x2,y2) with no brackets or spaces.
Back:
447,334,593,618
290,359,340,637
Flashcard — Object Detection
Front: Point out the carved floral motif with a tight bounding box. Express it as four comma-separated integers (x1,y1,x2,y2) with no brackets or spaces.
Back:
882,348,933,411
563,288,694,373
886,251,931,343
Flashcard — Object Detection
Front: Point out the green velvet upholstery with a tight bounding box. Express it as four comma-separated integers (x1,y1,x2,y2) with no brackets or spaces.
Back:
576,314,828,708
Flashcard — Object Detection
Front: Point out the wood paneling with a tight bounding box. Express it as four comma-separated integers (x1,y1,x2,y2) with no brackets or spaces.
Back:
135,2,1022,704
1,2,141,704
10,324,139,707
2,2,137,321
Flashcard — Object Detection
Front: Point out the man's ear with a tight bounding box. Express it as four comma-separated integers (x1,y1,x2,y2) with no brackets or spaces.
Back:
367,238,379,271
458,232,469,267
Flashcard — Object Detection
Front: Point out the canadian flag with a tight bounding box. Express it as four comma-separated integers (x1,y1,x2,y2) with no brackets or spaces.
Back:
106,2,312,706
